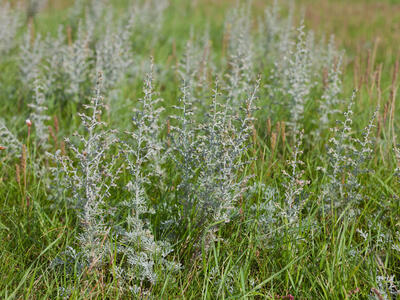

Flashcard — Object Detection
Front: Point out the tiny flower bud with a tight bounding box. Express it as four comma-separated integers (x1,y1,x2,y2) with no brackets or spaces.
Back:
26,119,32,127
0,146,5,150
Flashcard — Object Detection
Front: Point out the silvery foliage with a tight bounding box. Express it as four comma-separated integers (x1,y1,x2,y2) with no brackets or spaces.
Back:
69,0,110,32
208,265,239,295
248,183,279,239
88,0,109,23
260,0,294,68
281,130,309,223
320,93,377,213
285,24,313,132
318,54,344,134
198,82,257,222
20,26,44,87
261,0,294,59
29,78,50,147
259,0,280,56
394,146,400,202
95,24,133,94
267,22,314,133
69,0,86,21
224,6,254,108
395,146,400,181
50,246,84,277
115,63,178,290
0,1,21,55
170,81,201,220
372,275,399,300
305,30,328,76
197,28,214,92
392,231,400,253
314,35,339,74
50,76,119,269
177,31,211,107
129,0,169,45
42,26,67,95
0,119,22,158
172,79,258,226
62,22,93,99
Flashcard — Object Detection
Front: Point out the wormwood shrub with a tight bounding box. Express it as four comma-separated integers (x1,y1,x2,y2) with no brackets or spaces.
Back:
49,70,179,295
49,75,120,272
29,76,50,148
320,92,378,215
0,119,22,160
116,62,179,293
170,76,258,243
0,0,21,55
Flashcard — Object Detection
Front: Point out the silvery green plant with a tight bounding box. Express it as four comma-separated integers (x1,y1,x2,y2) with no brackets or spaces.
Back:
129,0,169,45
178,38,200,98
88,0,109,23
372,275,399,300
0,1,21,55
326,35,340,67
95,26,133,94
259,0,280,56
62,22,93,100
42,26,67,95
69,0,86,21
395,146,400,181
259,0,294,68
72,0,110,34
281,129,309,224
115,63,178,292
196,27,214,92
170,81,200,220
176,32,212,109
172,78,258,228
224,6,254,108
305,30,326,74
276,1,294,64
29,78,50,148
50,74,119,270
320,97,357,212
285,24,313,132
318,54,343,134
20,26,44,87
320,93,377,214
248,183,279,241
312,35,339,74
0,119,22,159
196,83,256,223
266,22,314,133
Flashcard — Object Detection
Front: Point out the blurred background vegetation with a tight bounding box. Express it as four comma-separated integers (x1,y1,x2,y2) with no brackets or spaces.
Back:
15,0,399,81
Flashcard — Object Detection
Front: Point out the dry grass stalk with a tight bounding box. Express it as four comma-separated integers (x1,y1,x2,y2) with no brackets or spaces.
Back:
267,118,271,137
375,63,383,107
48,125,58,148
281,121,286,146
67,25,72,46
53,115,59,134
20,144,27,208
15,164,21,186
222,23,231,58
270,132,277,155
389,59,399,146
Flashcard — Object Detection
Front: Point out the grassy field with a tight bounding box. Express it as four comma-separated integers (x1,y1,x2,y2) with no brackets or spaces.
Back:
0,0,399,299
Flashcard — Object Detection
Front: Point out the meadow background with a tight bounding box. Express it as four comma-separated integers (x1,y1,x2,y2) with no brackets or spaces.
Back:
0,0,399,299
